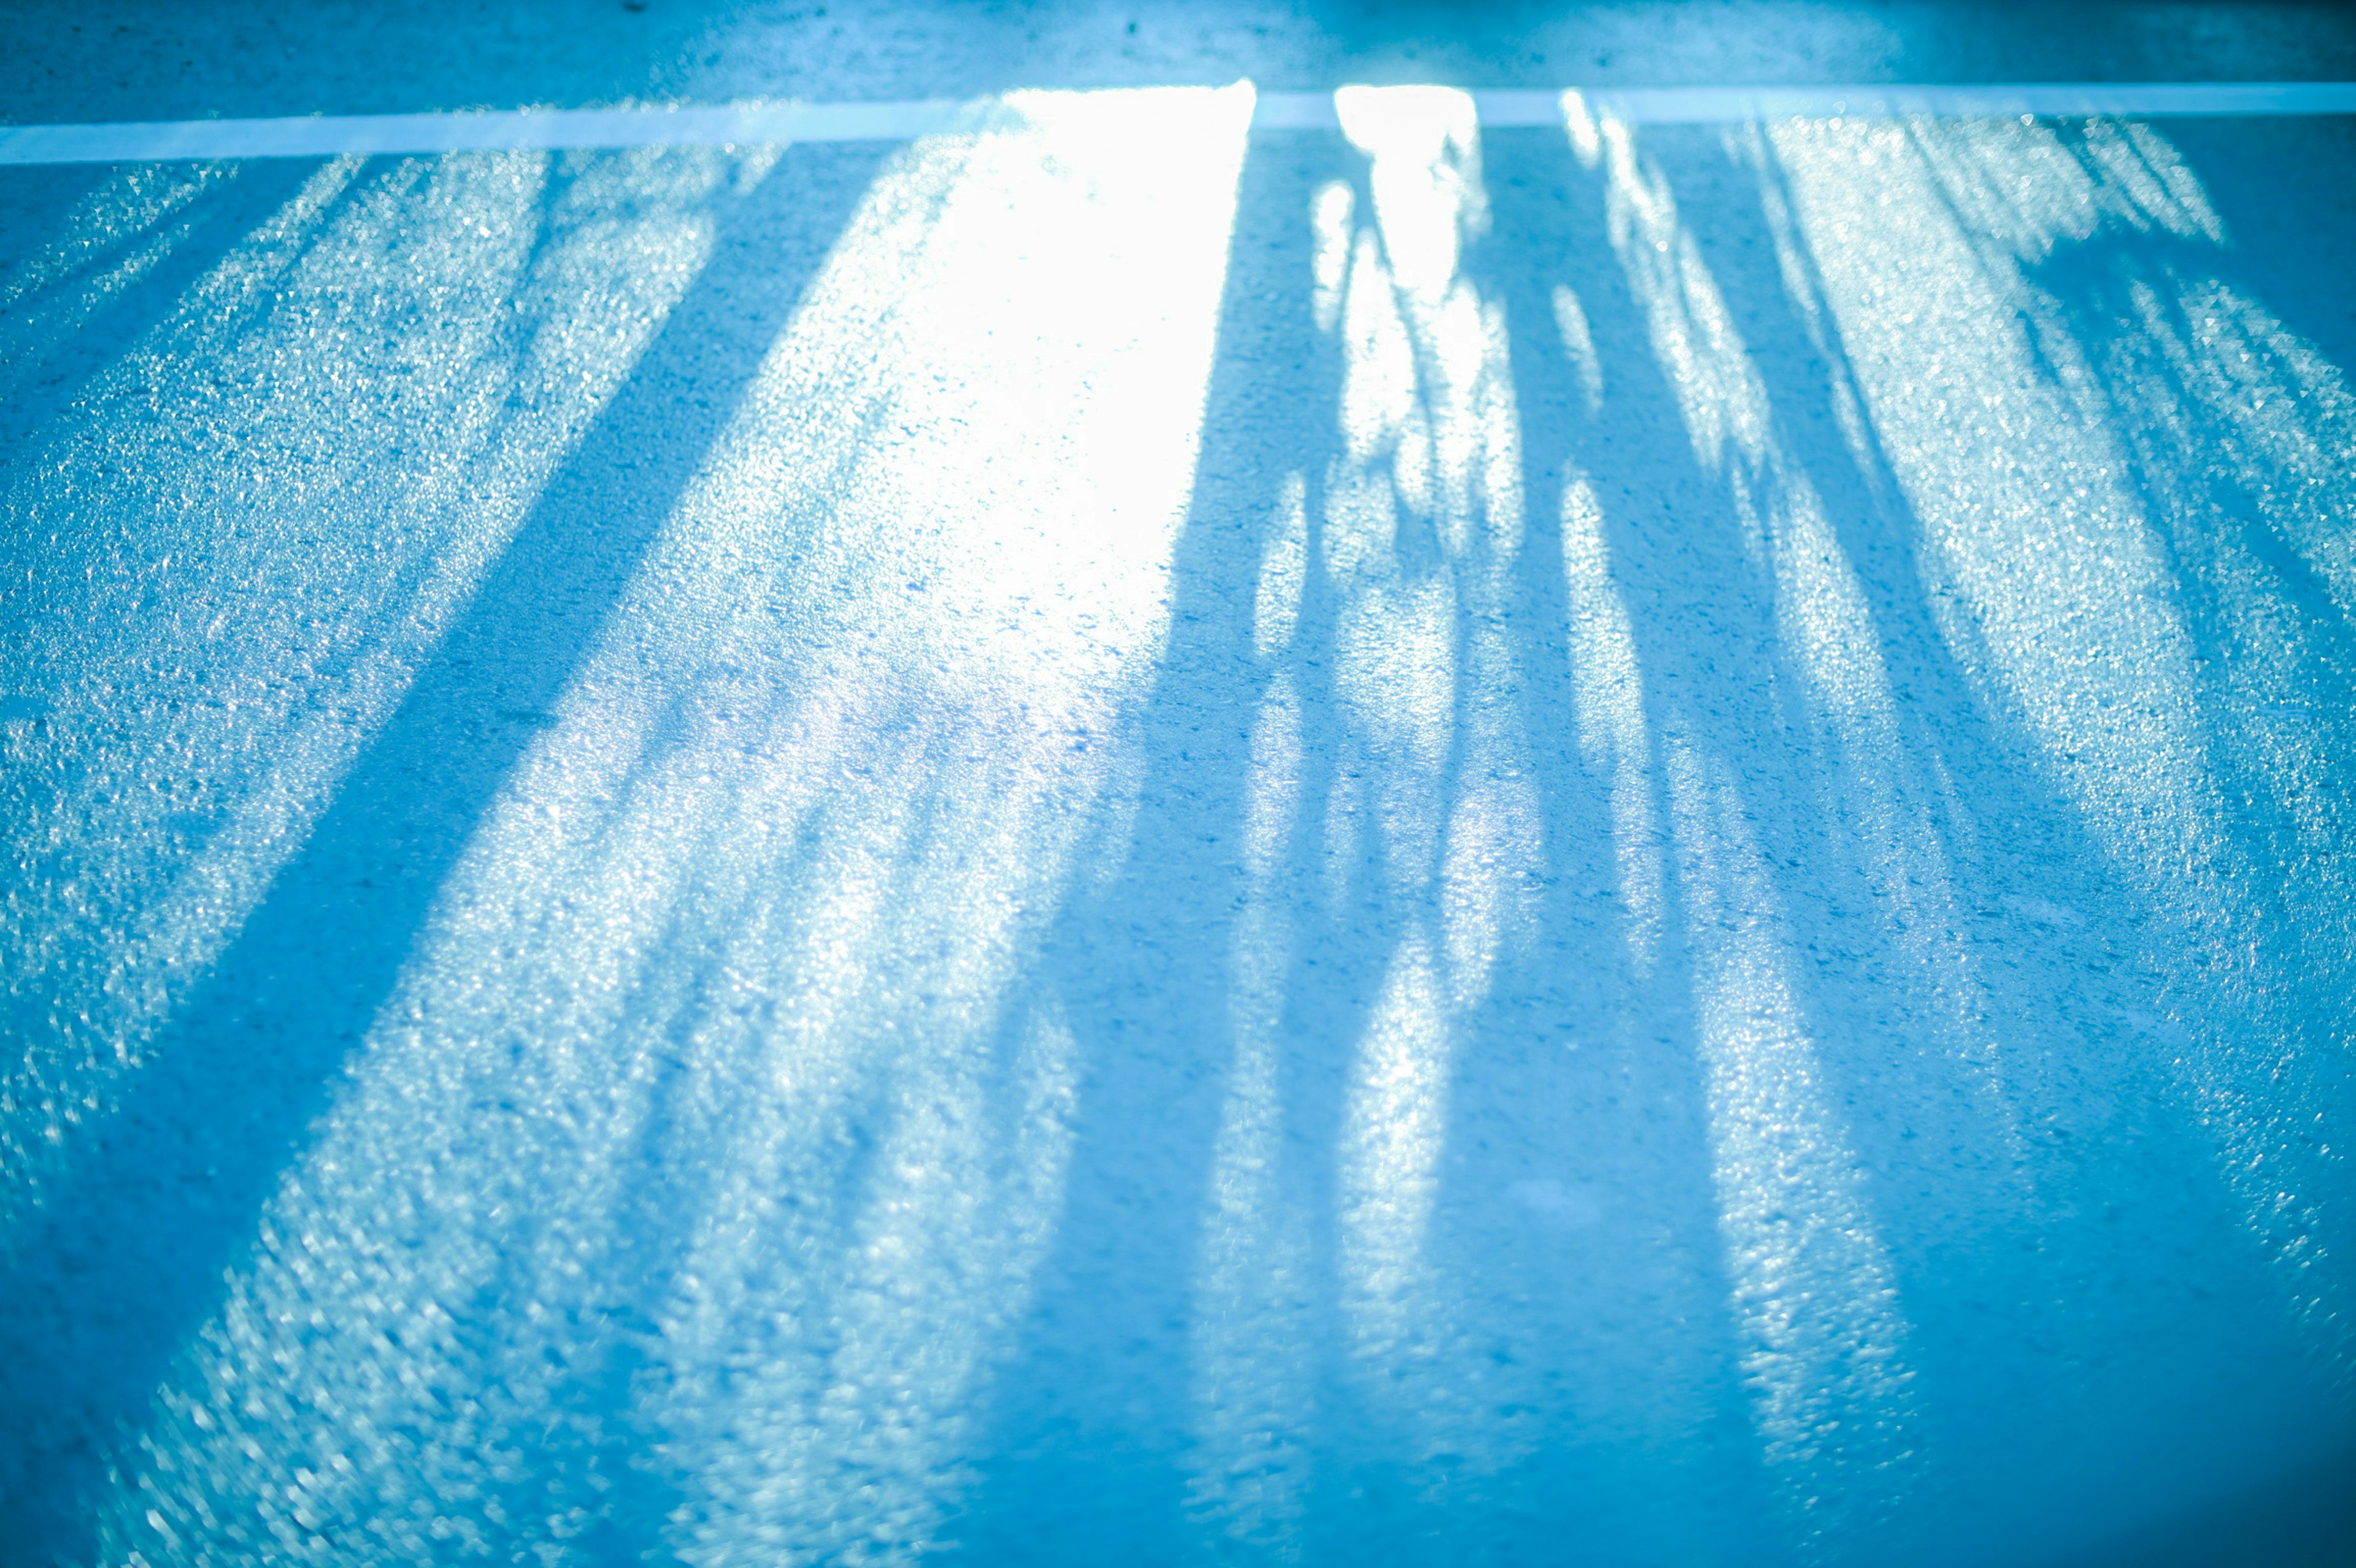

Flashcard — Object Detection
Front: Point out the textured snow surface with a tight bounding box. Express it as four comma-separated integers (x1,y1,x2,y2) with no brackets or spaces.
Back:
4,52,2356,1568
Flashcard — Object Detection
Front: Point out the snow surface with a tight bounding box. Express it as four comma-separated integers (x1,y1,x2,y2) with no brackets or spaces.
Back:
4,6,2355,1564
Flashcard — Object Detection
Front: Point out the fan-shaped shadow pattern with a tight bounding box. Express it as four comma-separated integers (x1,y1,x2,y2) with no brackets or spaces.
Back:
1,93,2352,1568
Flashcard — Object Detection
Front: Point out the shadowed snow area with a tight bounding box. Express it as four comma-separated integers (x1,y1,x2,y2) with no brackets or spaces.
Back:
3,4,2355,1564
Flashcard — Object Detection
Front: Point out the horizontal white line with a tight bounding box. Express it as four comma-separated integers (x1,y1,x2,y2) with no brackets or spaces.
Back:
1486,81,2356,126
0,101,999,164
2,82,2350,165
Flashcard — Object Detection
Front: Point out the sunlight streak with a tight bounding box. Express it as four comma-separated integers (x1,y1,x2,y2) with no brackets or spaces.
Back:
1594,100,2023,1188
1188,673,1318,1553
1253,470,1310,659
1557,472,1665,970
1666,740,1922,1548
1338,932,1457,1348
76,85,1256,1563
1765,109,2356,1357
0,145,733,1242
1319,83,1544,1481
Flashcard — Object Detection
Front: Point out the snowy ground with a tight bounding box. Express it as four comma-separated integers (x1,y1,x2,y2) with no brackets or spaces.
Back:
4,3,2355,1564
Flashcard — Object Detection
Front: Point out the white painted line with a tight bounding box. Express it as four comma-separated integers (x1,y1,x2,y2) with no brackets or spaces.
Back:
1532,82,2356,125
0,100,995,165
2,83,2351,165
